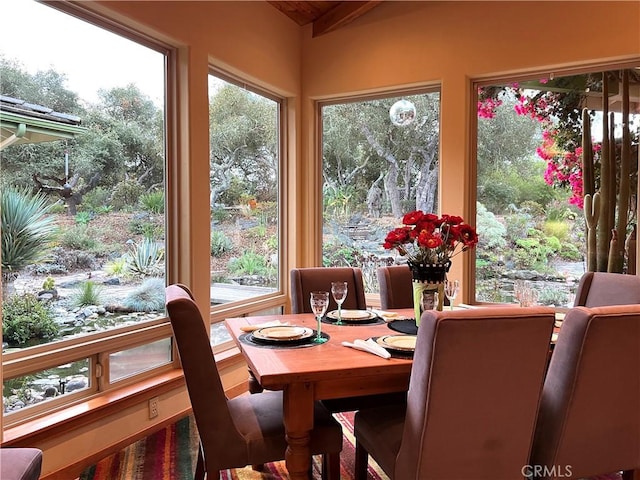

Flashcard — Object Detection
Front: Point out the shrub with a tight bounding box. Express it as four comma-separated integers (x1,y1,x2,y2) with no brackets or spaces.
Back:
82,187,111,211
476,203,507,250
128,216,164,240
74,211,92,225
538,286,570,307
139,190,164,214
126,238,164,276
47,202,67,215
71,281,103,307
50,247,98,271
58,225,98,251
211,231,233,257
1,186,56,280
123,278,165,312
110,180,145,211
228,251,268,275
559,242,582,261
2,293,59,345
543,220,570,243
105,256,128,276
42,277,55,291
211,207,231,223
322,241,361,267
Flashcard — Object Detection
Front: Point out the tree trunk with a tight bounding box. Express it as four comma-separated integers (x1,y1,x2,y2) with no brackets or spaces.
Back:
360,125,403,217
384,164,402,218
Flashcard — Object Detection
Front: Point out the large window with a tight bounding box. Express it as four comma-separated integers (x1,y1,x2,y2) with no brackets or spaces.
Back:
208,73,281,309
475,67,640,306
320,90,441,293
1,0,170,420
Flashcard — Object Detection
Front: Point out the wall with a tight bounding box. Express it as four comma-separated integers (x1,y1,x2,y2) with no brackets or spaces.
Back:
3,1,639,476
0,1,301,477
299,0,640,284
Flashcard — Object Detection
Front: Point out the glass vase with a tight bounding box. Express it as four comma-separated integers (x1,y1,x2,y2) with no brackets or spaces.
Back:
408,261,451,326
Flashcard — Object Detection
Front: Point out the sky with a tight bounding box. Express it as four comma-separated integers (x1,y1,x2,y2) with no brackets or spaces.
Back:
0,0,164,106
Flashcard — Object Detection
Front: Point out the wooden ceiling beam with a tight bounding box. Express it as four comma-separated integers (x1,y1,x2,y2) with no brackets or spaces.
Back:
312,1,382,37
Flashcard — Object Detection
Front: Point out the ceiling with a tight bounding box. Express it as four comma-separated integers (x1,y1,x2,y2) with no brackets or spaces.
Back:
267,1,382,37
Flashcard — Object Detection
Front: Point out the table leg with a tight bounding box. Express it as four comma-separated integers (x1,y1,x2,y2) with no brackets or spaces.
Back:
283,382,315,480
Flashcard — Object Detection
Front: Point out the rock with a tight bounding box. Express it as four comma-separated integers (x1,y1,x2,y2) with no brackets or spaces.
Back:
38,289,59,302
103,278,120,286
65,377,88,392
44,386,58,398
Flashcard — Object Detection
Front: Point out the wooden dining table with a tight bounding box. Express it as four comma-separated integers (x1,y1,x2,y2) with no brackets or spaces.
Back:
225,310,414,480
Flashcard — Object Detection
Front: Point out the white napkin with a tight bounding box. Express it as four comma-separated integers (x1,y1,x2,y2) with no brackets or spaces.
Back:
342,339,391,359
370,309,407,323
240,320,288,332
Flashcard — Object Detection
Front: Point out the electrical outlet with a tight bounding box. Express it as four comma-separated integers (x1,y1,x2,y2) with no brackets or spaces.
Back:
149,397,159,419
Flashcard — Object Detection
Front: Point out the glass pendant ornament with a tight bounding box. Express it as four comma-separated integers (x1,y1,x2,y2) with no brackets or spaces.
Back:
389,99,416,126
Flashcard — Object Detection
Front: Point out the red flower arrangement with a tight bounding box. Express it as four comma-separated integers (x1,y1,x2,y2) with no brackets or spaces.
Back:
383,211,479,265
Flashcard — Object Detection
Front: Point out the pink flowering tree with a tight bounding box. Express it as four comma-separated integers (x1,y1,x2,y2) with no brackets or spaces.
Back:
478,76,605,209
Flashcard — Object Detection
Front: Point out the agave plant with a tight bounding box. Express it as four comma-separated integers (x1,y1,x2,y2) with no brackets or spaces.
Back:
1,187,57,298
126,238,165,277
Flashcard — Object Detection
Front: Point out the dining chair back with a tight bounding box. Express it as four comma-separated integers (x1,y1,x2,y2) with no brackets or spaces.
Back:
0,448,42,480
354,306,556,480
529,304,640,479
377,265,413,309
573,271,640,307
165,284,343,479
290,267,367,313
289,267,406,412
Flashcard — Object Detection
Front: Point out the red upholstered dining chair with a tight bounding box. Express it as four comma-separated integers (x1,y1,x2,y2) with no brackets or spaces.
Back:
353,306,556,480
529,304,640,479
377,265,413,309
289,267,406,412
573,271,640,307
290,267,367,313
165,284,343,480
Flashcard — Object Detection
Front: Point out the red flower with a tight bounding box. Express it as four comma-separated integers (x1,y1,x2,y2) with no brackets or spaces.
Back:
402,210,424,225
458,224,479,246
383,210,479,264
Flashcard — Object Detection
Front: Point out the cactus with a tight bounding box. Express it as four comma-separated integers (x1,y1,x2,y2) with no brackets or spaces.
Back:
610,69,632,272
596,73,611,272
583,70,636,274
584,192,600,272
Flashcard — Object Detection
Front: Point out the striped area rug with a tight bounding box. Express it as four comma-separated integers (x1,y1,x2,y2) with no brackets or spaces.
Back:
80,412,388,480
80,413,623,480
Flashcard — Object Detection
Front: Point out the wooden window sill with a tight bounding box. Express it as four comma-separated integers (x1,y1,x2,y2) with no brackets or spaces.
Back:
3,346,242,446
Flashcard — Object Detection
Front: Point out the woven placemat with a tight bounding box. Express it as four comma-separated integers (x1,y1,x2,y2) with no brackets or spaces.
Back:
387,319,418,335
239,332,329,349
321,315,385,326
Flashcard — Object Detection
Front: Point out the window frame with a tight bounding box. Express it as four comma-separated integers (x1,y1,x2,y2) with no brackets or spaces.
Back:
470,59,640,305
207,66,289,325
1,1,177,428
317,84,442,289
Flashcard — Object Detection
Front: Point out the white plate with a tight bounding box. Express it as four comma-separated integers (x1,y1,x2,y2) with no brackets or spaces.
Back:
376,334,417,352
327,309,375,321
252,326,313,341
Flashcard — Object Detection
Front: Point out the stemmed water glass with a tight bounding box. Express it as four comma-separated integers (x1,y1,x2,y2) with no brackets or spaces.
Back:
444,279,459,311
310,291,329,343
331,281,348,325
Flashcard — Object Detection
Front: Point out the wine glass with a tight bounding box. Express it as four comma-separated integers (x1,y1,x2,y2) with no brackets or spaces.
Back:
444,279,459,310
331,281,348,325
310,291,329,343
